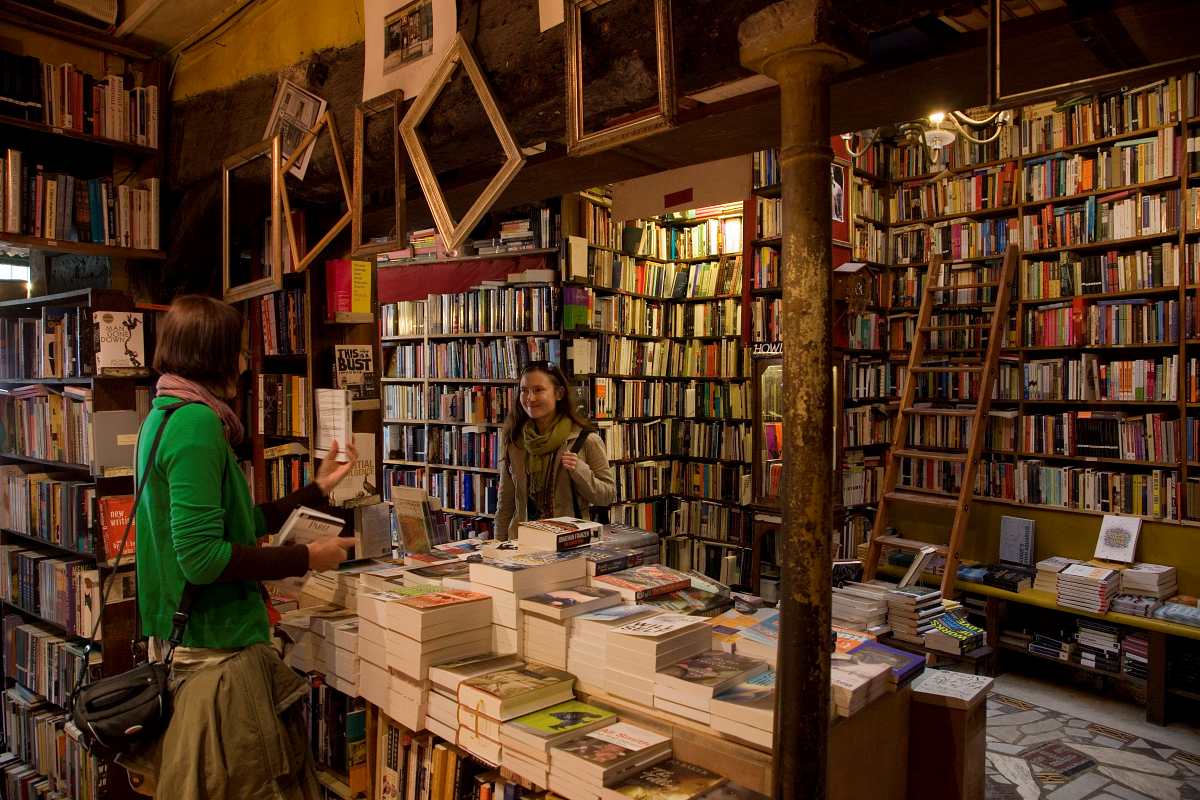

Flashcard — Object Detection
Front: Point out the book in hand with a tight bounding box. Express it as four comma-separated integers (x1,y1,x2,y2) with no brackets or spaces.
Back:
501,700,617,757
274,505,346,547
591,564,691,602
599,759,724,800
550,721,673,787
654,650,769,706
518,517,603,552
457,662,576,721
520,586,621,620
92,311,148,375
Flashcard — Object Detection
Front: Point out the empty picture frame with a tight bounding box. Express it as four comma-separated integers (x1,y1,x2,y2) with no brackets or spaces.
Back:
223,135,283,304
278,110,354,272
352,90,407,255
399,33,525,253
565,0,676,157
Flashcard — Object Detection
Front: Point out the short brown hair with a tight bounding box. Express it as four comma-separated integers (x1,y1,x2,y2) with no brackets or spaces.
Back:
153,294,243,387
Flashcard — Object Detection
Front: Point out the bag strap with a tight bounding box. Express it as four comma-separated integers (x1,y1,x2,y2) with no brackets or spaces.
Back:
569,431,590,519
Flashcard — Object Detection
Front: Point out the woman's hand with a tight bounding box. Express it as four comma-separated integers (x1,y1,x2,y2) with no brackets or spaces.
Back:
306,537,356,571
316,439,360,495
560,451,579,472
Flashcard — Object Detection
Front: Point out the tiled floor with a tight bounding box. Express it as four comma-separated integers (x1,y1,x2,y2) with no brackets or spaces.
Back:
985,685,1200,799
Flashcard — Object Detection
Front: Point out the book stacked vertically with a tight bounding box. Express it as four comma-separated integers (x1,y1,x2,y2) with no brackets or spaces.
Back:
652,650,768,724
1120,563,1178,600
500,700,616,788
456,662,576,765
1074,620,1121,673
711,669,775,748
605,613,710,706
1121,633,1150,681
886,586,942,644
548,722,673,800
519,587,621,669
567,605,659,694
832,582,891,634
924,614,985,655
465,550,589,656
1056,564,1121,613
1033,557,1081,593
426,653,523,744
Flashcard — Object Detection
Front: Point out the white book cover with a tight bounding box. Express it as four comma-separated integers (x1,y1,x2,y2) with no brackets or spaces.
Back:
1094,514,1140,563
92,311,147,374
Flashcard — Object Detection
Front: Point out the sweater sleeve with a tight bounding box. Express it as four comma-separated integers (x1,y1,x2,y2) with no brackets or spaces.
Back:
495,452,516,541
159,409,232,585
568,432,616,507
254,482,327,538
217,543,310,581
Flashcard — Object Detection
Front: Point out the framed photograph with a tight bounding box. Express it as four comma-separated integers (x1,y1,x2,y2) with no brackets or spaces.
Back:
278,111,353,273
223,136,282,304
832,159,850,247
352,90,406,256
565,0,676,157
364,0,457,102
263,79,327,181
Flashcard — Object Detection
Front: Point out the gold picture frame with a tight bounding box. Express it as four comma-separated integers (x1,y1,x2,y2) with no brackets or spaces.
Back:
352,90,407,256
278,110,354,273
565,0,676,157
222,135,283,304
399,33,525,253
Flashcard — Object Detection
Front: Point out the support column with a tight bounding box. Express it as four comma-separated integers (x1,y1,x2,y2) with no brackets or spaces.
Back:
739,4,862,799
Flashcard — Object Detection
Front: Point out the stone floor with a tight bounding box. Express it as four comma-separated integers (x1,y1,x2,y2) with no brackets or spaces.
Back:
985,691,1200,799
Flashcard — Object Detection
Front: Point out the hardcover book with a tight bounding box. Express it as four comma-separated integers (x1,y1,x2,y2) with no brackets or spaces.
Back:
92,311,147,375
334,344,379,403
519,517,603,552
96,494,134,564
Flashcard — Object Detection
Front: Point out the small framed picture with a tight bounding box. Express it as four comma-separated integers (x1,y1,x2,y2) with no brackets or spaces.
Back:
832,159,850,247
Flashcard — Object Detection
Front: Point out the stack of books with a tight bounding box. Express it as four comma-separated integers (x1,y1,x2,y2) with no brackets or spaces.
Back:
602,760,726,800
583,546,648,578
605,613,709,706
324,617,361,697
646,586,731,616
590,564,691,602
1110,594,1163,617
1075,620,1121,673
711,669,775,748
600,523,661,563
519,587,621,669
830,656,890,717
548,722,673,800
1028,631,1076,661
1122,632,1150,680
886,586,942,644
354,591,405,726
518,517,602,552
924,614,985,655
705,608,778,653
846,640,925,688
736,611,780,665
567,605,659,693
1033,556,1081,593
652,650,768,724
426,653,523,744
400,560,472,588
466,551,590,656
456,663,576,765
278,604,355,675
384,590,493,684
832,582,891,634
1056,564,1122,613
981,564,1035,593
499,700,617,788
1120,562,1178,599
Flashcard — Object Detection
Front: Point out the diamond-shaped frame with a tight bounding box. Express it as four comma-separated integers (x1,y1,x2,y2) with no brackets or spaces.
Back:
399,33,526,253
278,110,353,273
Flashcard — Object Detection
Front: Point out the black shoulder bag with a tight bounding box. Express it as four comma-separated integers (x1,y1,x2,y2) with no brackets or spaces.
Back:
69,400,200,762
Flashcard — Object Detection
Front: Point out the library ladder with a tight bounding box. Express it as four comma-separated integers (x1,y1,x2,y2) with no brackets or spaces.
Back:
863,243,1020,596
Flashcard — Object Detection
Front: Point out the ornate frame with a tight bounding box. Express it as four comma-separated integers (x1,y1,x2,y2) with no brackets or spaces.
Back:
565,0,676,157
399,33,525,253
278,110,353,272
222,135,282,304
352,90,406,256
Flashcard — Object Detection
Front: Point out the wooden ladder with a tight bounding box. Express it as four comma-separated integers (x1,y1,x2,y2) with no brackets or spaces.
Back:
863,243,1020,596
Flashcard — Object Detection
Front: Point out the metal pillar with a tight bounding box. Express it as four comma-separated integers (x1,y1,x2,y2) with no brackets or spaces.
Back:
739,4,862,799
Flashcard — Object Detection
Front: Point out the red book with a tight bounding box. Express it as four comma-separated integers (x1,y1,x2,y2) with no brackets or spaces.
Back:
97,494,136,565
326,258,351,320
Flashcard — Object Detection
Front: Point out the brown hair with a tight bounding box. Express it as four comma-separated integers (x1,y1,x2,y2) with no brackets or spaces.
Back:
503,361,592,442
153,294,244,389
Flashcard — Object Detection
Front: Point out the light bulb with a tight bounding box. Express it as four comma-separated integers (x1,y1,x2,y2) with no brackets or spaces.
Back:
928,111,946,125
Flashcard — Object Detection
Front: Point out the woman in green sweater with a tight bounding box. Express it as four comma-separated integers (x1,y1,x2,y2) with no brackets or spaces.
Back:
131,295,357,799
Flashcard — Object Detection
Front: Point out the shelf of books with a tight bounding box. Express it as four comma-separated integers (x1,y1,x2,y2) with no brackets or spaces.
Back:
0,288,154,798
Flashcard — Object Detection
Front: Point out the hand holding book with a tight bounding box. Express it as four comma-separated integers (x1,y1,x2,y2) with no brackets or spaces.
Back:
306,535,355,570
316,439,360,494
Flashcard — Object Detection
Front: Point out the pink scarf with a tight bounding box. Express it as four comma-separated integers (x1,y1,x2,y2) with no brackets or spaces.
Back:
156,374,245,445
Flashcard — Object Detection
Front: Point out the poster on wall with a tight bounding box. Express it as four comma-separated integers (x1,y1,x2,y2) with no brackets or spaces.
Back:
363,0,457,102
831,159,850,247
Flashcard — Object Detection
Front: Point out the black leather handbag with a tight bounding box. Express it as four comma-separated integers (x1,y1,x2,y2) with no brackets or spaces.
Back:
69,401,198,762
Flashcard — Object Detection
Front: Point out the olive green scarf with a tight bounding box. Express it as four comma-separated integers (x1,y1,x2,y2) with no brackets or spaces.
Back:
522,414,572,514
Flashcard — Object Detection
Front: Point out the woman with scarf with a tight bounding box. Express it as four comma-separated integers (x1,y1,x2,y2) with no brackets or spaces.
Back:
495,361,615,540
131,295,357,798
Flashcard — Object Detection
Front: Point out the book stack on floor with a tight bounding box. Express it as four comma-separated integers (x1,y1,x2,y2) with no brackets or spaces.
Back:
846,640,925,689
1033,556,1081,594
1074,620,1122,674
831,582,891,635
520,587,621,669
710,669,775,748
652,650,768,724
499,700,617,788
923,614,985,656
829,655,890,717
605,613,709,707
456,662,576,765
1028,630,1076,662
426,653,524,744
886,585,942,644
548,721,673,800
1122,633,1150,681
1056,564,1122,613
465,551,590,656
1120,562,1178,600
567,605,659,694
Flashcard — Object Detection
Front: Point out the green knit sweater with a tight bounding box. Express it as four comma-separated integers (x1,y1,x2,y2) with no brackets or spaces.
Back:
135,396,269,648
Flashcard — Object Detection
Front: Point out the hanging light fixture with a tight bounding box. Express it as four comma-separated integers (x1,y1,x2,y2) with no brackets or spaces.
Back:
842,109,1013,172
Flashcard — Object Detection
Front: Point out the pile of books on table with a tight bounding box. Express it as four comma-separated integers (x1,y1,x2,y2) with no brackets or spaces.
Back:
1110,594,1163,617
886,585,942,644
829,654,890,717
1033,556,1081,594
710,669,775,748
547,721,672,800
567,605,658,694
831,582,890,634
1074,620,1121,673
924,614,985,655
520,587,622,669
652,650,768,724
1056,564,1121,613
604,613,710,707
1120,562,1178,600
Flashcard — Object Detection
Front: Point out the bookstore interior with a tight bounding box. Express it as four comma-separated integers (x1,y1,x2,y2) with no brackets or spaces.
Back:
2,1,1200,799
